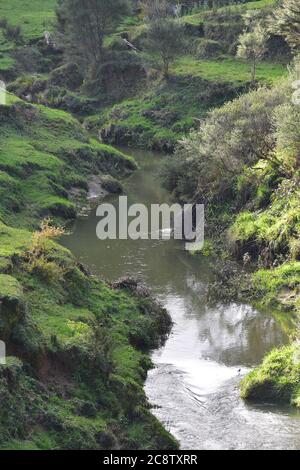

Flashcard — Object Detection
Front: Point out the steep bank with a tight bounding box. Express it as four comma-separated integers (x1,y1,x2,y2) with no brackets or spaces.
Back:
0,225,175,450
0,97,176,449
0,96,135,228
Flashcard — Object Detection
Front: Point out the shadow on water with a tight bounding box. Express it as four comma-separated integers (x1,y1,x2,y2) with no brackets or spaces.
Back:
61,147,300,450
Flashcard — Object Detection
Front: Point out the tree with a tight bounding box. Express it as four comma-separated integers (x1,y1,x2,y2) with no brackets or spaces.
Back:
272,0,300,50
57,0,129,71
237,11,267,82
143,0,184,79
237,27,267,82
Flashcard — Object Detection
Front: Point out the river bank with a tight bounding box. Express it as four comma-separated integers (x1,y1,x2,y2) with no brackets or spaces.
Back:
0,98,177,450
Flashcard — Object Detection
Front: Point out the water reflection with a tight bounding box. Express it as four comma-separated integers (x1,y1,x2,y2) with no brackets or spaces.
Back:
62,147,300,450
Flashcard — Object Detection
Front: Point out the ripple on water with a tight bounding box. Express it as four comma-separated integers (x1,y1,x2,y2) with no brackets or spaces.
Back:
145,363,300,450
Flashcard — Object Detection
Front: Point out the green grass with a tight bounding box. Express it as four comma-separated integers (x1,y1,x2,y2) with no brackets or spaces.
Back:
230,184,300,262
0,222,31,258
0,97,135,226
254,262,300,312
0,274,23,300
0,233,176,449
0,0,56,72
183,0,278,25
0,30,15,72
91,55,287,151
241,343,300,406
172,57,288,85
0,0,56,40
229,169,300,313
88,72,245,151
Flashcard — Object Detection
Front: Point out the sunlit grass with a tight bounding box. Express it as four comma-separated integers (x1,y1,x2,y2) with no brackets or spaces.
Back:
0,0,56,39
183,0,278,25
172,57,288,85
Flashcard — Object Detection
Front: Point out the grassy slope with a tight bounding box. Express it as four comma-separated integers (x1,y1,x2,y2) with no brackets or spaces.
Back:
0,100,175,449
0,94,135,228
240,344,300,407
0,0,56,39
91,59,286,152
0,223,175,450
172,57,287,85
89,75,246,152
183,0,277,25
0,0,56,73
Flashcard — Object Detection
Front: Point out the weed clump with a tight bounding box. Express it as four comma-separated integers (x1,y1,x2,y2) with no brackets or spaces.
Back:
25,219,67,282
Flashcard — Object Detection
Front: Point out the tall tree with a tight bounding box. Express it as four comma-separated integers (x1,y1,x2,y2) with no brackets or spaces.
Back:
143,0,184,79
237,11,267,82
57,0,129,70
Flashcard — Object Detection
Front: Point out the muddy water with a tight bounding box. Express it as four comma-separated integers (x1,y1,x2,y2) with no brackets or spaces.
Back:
62,148,300,450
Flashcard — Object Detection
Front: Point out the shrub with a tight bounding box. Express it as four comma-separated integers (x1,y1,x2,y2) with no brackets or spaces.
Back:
164,84,288,202
0,18,8,29
3,23,23,44
195,39,224,59
25,219,67,282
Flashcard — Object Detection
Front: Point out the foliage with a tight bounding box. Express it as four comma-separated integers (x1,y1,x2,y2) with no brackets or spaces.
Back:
163,84,287,201
271,0,300,49
142,0,185,78
237,11,267,81
25,219,67,282
57,0,130,73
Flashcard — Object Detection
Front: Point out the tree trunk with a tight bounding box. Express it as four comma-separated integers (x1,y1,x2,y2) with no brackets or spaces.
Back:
251,56,257,83
163,57,169,79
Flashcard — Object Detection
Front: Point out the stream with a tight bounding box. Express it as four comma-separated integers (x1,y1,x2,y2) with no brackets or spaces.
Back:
62,147,300,450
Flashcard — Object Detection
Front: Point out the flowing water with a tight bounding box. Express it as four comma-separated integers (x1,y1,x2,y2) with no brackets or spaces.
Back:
62,148,300,450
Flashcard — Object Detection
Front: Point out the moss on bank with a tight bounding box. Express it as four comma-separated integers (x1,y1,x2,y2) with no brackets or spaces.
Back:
0,96,175,449
0,97,135,228
0,222,176,450
253,263,300,313
240,344,300,407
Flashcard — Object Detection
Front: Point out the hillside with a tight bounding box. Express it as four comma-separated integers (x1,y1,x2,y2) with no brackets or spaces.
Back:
0,95,135,227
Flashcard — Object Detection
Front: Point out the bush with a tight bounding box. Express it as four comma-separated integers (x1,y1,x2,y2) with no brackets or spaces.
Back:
195,39,224,59
25,219,67,282
0,18,8,29
164,84,288,202
3,23,23,44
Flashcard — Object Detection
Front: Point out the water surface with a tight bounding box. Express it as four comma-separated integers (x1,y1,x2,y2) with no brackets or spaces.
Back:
62,148,300,450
